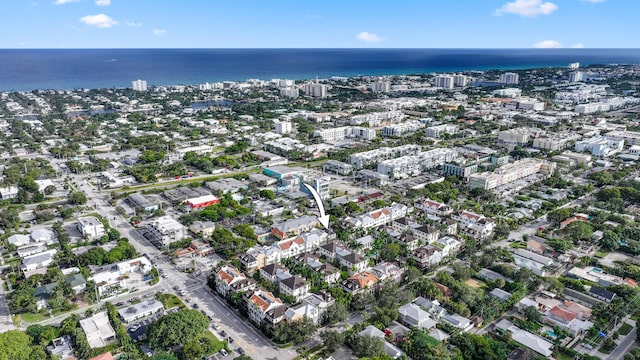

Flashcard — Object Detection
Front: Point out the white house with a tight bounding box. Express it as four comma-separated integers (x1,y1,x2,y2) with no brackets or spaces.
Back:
77,216,106,240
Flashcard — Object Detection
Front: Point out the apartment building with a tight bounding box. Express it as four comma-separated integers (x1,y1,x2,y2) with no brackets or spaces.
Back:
313,126,376,142
348,144,421,169
574,136,624,157
424,124,458,139
468,159,556,190
381,120,425,137
377,148,459,179
145,216,187,247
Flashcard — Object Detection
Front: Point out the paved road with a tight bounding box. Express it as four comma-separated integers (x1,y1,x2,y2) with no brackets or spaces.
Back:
609,327,637,360
72,175,296,360
0,284,15,333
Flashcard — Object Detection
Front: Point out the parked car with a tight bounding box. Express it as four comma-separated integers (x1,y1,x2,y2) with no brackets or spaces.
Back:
219,349,228,356
228,337,234,344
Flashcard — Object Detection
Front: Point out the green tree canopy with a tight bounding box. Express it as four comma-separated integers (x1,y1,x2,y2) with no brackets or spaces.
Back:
147,309,208,349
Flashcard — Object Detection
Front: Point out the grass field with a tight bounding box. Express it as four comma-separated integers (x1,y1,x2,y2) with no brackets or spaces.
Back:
201,330,229,355
159,293,185,310
21,312,50,323
619,322,633,336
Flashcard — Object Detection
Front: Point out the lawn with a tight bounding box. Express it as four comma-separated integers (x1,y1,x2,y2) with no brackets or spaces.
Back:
552,350,574,360
619,322,633,336
159,293,185,310
594,251,608,258
201,330,229,355
21,312,50,323
509,242,527,249
465,279,486,289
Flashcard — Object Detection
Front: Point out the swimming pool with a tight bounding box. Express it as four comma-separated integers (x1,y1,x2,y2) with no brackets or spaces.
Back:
546,330,558,338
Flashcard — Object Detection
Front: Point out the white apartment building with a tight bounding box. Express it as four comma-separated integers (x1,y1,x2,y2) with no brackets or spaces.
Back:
347,203,409,229
132,79,147,91
434,75,454,89
167,145,213,162
350,110,404,127
497,128,538,147
468,159,556,190
323,160,354,175
532,136,572,151
569,62,580,69
606,130,640,146
89,256,152,298
381,120,425,137
280,87,299,98
493,88,522,97
500,72,519,85
77,216,106,240
575,136,624,157
575,103,610,114
313,126,376,142
348,144,422,169
377,148,459,179
569,71,584,83
303,83,328,98
371,81,391,93
145,216,187,247
425,124,458,139
453,74,468,87
274,120,293,134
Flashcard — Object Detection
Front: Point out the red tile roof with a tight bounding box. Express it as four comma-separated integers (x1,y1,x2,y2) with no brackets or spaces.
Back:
549,305,577,322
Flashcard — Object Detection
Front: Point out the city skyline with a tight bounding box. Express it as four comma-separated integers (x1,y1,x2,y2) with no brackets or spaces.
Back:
0,0,637,49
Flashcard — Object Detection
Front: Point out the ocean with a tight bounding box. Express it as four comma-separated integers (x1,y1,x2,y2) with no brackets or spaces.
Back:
1,48,640,92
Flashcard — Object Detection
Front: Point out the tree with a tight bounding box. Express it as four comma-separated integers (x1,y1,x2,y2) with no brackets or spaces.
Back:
546,238,573,252
320,330,345,353
272,317,317,344
150,354,179,360
600,230,621,251
259,189,275,200
0,330,34,360
147,309,208,349
379,243,402,262
524,306,542,323
181,338,203,360
325,302,349,325
68,191,87,205
563,221,593,242
548,208,571,224
351,335,385,358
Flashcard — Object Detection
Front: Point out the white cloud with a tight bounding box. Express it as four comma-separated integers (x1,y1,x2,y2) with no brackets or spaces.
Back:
153,28,167,36
125,21,142,27
80,14,118,28
494,0,558,17
582,0,605,3
533,40,563,48
570,43,585,48
54,0,80,4
356,31,382,43
95,0,111,6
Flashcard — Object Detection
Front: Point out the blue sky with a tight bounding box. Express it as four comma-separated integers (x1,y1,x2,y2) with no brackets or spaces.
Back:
0,0,636,48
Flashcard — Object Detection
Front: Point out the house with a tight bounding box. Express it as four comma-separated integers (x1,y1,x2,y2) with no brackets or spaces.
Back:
30,228,57,245
415,198,453,217
342,271,378,294
359,325,405,359
89,256,152,298
339,251,368,275
398,233,420,251
489,288,512,302
302,291,335,324
477,268,513,283
247,290,287,328
279,275,310,302
0,186,19,200
271,215,319,239
77,216,106,240
34,282,58,310
215,265,255,297
371,262,404,282
189,221,215,238
21,249,57,273
7,233,31,247
512,249,554,276
442,313,474,332
398,303,437,330
435,283,453,297
412,225,440,244
392,217,418,234
315,263,341,284
354,235,375,251
412,245,443,269
260,263,291,284
544,305,593,336
239,252,261,272
346,203,409,229
414,297,448,320
79,312,117,348
46,336,75,360
66,273,87,294
89,352,115,360
285,304,319,325
526,238,548,254
117,300,164,323
318,241,348,262
588,286,616,303
494,319,553,357
435,236,462,258
453,210,495,239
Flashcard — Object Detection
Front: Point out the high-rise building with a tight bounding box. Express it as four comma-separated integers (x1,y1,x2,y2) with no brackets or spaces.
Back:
569,72,584,83
434,75,454,89
568,62,580,70
274,121,293,134
453,74,468,87
371,81,391,93
499,73,519,85
280,87,299,98
304,83,328,98
132,79,147,91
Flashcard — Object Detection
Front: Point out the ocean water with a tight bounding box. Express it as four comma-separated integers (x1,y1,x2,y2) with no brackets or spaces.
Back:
1,48,640,92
